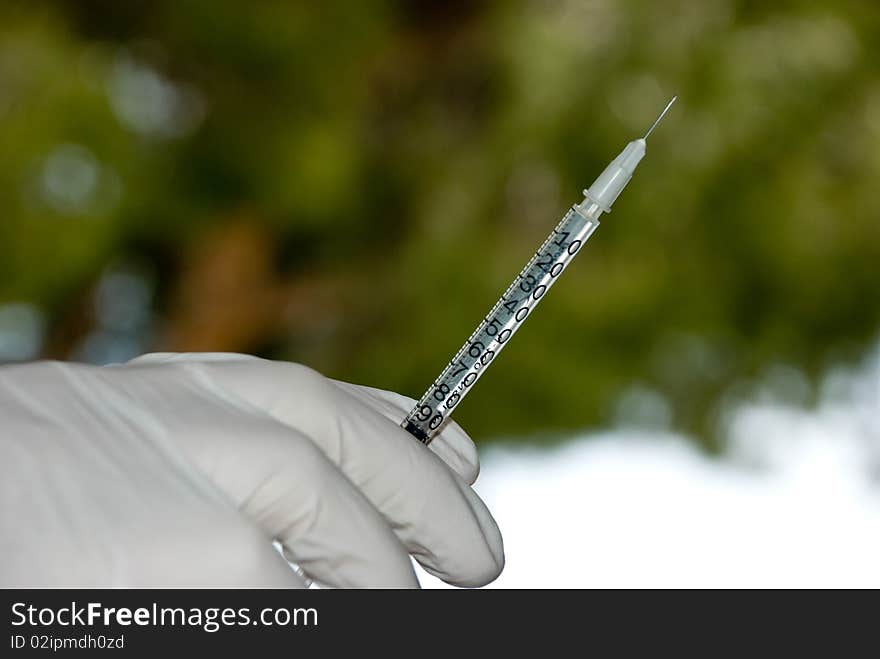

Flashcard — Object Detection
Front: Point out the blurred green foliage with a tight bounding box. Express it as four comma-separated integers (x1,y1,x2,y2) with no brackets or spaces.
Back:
1,0,879,446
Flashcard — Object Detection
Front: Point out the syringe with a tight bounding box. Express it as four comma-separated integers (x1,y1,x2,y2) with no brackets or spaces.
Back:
402,97,677,443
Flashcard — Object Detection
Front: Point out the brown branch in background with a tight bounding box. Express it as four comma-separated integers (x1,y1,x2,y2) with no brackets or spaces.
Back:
158,217,284,352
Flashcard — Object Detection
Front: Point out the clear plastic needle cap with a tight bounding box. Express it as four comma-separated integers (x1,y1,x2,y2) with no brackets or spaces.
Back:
584,95,676,211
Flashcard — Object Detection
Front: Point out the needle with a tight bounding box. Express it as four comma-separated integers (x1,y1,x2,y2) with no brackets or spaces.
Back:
644,96,677,140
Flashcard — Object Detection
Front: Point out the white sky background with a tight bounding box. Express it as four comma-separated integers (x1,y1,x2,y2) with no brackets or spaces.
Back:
419,343,880,588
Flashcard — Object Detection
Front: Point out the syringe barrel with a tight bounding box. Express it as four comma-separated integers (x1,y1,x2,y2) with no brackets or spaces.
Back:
402,201,604,443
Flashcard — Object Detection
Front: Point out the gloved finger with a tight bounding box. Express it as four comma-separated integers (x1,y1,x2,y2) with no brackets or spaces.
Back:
220,542,311,588
192,358,504,588
188,414,419,588
330,381,480,485
127,352,254,364
126,354,481,484
185,520,312,588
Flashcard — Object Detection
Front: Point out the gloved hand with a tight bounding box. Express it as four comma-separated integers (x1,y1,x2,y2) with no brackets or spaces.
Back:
0,353,503,588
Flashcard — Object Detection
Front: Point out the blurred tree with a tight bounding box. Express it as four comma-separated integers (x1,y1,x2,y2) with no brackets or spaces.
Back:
1,0,878,447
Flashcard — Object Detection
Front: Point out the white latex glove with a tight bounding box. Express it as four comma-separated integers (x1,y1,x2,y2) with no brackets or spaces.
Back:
0,353,503,588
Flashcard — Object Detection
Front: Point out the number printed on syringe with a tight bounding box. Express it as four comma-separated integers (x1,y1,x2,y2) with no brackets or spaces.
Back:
403,207,600,441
